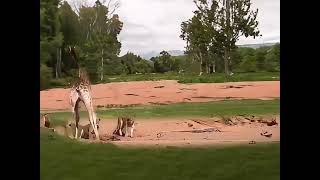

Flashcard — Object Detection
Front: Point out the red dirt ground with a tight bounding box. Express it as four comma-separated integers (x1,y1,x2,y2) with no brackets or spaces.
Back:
40,80,280,111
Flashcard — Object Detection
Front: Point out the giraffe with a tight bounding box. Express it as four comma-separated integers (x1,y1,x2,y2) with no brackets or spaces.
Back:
68,47,100,140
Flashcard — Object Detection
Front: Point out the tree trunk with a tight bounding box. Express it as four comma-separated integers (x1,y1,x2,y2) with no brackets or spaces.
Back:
224,0,231,76
224,49,230,75
55,48,62,78
100,49,104,81
199,52,203,76
206,63,209,74
212,61,216,73
199,59,203,76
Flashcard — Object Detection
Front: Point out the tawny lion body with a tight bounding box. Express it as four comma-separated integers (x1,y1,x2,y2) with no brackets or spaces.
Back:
113,117,135,137
40,113,55,132
65,119,100,139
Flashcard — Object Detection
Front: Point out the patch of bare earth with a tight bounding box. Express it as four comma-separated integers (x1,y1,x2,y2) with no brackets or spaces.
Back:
54,115,280,147
40,80,280,111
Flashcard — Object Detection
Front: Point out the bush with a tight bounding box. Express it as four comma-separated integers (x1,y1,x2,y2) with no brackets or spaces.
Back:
239,55,257,72
50,78,69,88
40,64,53,90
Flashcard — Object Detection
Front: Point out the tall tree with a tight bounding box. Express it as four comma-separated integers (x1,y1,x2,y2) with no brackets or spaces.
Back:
180,13,212,75
40,0,63,78
79,0,123,81
181,0,261,75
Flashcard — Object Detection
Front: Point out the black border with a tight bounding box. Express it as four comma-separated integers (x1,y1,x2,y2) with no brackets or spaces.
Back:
2,0,317,179
281,0,319,179
2,0,39,179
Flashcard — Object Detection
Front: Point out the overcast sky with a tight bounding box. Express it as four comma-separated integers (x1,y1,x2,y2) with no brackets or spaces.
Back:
71,0,280,56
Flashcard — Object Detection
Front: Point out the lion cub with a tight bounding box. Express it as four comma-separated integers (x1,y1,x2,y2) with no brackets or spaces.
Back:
113,117,135,138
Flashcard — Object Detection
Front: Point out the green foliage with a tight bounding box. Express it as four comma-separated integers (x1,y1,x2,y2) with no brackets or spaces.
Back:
264,43,280,71
40,0,124,88
119,52,153,74
239,55,257,72
59,1,80,45
255,47,268,70
40,0,279,90
100,72,279,84
104,57,126,75
230,45,280,73
40,64,53,90
153,51,178,73
181,0,261,75
135,60,153,74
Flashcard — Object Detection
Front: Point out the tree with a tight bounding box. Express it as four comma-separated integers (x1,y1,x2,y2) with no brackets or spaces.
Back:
59,1,80,45
265,43,280,71
58,1,80,76
79,0,123,81
255,47,268,70
181,0,261,75
239,54,257,72
40,64,53,90
40,0,63,78
180,12,212,75
120,52,139,74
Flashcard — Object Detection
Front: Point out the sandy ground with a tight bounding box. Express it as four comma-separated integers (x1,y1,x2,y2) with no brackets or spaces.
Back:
40,80,280,111
54,115,280,147
42,80,280,147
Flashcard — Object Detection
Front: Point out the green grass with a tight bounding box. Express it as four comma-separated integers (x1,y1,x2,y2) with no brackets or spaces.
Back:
41,131,280,180
47,99,280,127
103,72,280,84
44,72,279,90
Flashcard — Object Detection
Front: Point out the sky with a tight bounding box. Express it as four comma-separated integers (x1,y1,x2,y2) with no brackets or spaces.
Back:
69,0,280,56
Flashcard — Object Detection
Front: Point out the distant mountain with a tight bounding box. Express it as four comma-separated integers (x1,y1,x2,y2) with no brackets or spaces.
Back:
140,42,279,59
140,50,185,60
237,42,279,49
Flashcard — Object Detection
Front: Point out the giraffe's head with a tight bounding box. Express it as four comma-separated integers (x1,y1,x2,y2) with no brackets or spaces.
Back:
67,46,79,64
68,46,76,54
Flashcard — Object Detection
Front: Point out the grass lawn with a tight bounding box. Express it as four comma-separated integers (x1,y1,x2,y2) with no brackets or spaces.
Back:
103,72,280,84
41,131,279,180
46,72,279,91
41,99,280,180
47,99,280,127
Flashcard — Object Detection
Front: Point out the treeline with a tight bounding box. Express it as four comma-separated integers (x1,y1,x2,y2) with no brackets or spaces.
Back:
40,0,156,90
41,0,128,89
150,43,279,74
40,0,279,90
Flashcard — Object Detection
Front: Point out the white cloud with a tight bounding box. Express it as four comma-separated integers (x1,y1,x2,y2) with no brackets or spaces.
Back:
68,0,280,56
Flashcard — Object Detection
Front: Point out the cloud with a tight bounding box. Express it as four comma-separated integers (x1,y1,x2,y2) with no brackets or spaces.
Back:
69,0,280,56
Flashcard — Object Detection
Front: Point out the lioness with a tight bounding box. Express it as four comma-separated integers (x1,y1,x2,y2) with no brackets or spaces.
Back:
113,117,135,138
65,118,101,139
40,113,55,132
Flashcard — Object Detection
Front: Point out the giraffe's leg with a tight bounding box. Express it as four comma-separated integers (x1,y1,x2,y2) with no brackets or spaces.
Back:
80,129,84,138
119,119,123,136
83,97,100,140
70,90,80,139
74,102,80,139
124,122,128,137
130,124,135,138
